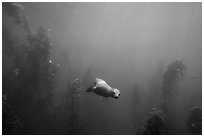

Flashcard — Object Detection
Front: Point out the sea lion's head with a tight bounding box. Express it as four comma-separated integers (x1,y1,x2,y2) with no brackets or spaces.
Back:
112,88,120,99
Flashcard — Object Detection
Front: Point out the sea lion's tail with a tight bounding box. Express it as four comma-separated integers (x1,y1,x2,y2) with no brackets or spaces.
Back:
86,86,95,92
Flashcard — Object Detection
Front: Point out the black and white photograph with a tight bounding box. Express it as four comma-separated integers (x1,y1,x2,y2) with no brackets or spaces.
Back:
2,2,202,135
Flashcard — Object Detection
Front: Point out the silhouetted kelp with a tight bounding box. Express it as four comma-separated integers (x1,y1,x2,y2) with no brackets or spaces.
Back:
138,60,186,135
3,2,59,134
138,108,169,135
2,94,21,135
2,3,23,25
186,106,202,135
161,60,185,113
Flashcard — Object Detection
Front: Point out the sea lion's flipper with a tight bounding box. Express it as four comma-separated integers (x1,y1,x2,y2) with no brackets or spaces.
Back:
85,86,96,92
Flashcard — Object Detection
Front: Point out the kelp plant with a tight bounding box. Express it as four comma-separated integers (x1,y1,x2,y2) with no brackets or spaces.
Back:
161,60,185,113
3,2,58,134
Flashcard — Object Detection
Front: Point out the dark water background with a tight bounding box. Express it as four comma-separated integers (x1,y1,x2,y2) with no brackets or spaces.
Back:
2,2,202,135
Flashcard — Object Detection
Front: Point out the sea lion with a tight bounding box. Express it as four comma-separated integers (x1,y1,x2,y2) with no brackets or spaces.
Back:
86,78,120,99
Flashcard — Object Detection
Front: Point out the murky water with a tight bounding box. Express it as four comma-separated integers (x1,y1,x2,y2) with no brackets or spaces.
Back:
2,2,202,135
